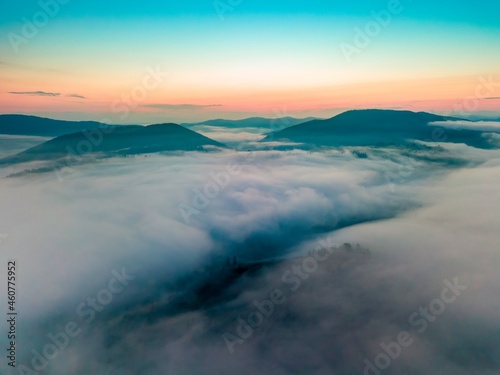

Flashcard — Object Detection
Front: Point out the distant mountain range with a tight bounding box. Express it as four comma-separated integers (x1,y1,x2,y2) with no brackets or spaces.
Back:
0,115,314,137
263,109,499,149
182,117,316,129
1,109,498,167
0,115,114,137
0,123,225,165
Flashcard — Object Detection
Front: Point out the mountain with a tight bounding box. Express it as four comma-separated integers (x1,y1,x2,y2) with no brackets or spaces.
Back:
0,114,315,139
262,109,498,149
0,114,117,137
0,123,225,165
183,117,316,129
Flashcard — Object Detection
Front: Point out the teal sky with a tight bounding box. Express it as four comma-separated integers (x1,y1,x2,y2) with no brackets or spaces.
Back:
0,1,499,25
1,0,499,123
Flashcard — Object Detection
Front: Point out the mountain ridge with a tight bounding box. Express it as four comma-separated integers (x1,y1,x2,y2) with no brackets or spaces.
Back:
262,109,498,149
0,123,225,165
0,114,120,137
182,116,317,129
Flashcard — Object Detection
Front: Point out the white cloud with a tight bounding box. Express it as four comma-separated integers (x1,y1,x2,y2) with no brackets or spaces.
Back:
430,120,500,132
0,145,499,374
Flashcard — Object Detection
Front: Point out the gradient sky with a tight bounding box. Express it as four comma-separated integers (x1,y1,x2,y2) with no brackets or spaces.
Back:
0,0,499,123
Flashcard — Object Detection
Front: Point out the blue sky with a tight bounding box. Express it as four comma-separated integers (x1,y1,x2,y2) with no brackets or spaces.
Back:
1,0,499,25
0,0,499,123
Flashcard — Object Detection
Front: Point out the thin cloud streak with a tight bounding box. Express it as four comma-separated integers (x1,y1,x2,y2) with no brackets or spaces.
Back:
9,91,60,97
66,94,86,99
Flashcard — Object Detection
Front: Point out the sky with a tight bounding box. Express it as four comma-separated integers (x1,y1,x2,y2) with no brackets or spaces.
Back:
0,0,499,124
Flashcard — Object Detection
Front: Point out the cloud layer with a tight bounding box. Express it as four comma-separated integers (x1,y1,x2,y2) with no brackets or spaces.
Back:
429,120,500,131
0,143,499,374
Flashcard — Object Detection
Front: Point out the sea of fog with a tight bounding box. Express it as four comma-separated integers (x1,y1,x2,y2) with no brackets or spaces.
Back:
0,143,499,374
